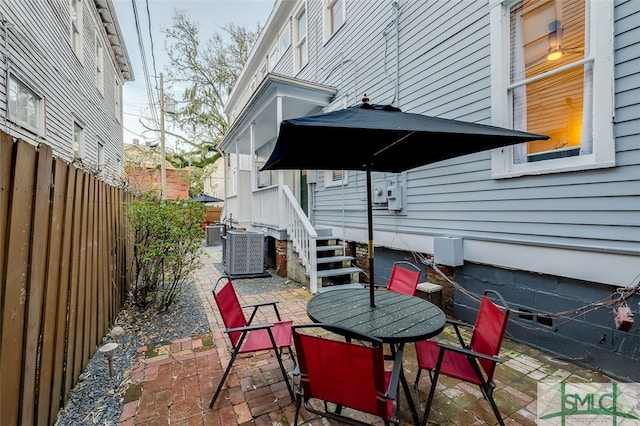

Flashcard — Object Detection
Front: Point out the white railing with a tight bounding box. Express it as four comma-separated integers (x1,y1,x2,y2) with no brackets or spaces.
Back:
252,185,280,227
252,184,318,293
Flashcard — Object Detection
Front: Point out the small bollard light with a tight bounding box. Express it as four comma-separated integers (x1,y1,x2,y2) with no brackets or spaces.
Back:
110,326,125,341
99,342,119,377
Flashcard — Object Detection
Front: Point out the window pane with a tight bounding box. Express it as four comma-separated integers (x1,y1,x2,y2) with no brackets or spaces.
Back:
9,77,40,129
331,0,345,33
510,0,588,163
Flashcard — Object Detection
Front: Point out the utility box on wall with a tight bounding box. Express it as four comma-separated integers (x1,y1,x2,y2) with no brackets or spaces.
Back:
434,237,463,266
387,185,403,211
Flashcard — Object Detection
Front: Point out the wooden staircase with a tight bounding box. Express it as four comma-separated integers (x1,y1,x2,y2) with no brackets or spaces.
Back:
311,231,363,291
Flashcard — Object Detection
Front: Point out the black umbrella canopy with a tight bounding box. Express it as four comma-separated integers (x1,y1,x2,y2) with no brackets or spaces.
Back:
262,103,548,173
262,103,548,307
190,194,224,203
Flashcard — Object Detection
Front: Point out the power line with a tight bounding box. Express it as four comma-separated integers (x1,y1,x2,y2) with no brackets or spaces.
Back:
130,0,159,129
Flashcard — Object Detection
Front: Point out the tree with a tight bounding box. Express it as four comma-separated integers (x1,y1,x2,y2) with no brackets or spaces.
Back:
160,10,260,168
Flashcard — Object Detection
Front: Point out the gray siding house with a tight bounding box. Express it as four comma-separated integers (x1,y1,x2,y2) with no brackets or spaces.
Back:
0,0,133,179
219,0,639,381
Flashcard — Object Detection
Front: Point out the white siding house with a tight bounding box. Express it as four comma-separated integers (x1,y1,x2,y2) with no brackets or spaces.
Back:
0,0,133,179
219,0,640,381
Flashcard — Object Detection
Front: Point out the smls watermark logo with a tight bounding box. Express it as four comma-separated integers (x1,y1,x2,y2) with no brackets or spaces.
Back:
538,382,640,425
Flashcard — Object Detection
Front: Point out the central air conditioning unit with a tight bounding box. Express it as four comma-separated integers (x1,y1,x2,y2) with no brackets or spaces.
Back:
223,230,266,277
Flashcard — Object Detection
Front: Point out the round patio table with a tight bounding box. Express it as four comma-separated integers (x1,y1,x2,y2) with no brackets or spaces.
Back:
306,287,446,426
306,287,446,343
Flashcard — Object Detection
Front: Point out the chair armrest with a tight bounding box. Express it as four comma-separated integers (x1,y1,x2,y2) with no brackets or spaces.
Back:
242,300,279,309
225,323,275,334
385,349,404,400
436,341,504,364
244,301,283,323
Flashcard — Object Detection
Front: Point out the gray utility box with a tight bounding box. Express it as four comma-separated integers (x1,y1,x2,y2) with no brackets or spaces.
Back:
223,230,265,276
205,225,223,246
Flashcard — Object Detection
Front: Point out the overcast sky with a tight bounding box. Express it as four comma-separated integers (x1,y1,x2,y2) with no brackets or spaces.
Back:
112,0,275,148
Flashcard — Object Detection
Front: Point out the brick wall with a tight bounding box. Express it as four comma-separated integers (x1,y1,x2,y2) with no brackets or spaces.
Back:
125,167,189,200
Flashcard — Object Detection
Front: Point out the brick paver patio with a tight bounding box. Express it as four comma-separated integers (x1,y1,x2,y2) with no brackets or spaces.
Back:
119,245,615,425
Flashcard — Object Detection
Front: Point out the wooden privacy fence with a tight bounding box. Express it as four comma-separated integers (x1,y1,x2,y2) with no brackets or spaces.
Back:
0,131,133,425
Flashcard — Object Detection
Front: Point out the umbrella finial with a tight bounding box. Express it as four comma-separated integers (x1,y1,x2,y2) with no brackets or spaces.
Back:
362,94,370,105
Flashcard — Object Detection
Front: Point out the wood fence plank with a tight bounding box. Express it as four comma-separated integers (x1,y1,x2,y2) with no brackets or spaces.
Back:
38,159,68,425
72,171,90,384
0,133,13,382
85,175,96,361
21,143,54,425
52,165,75,420
64,169,84,395
1,140,37,425
0,132,13,319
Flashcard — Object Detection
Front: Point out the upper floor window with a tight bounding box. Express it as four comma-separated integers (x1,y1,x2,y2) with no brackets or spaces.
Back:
70,0,83,60
490,0,614,178
323,0,346,41
97,140,105,169
8,74,44,134
115,79,122,122
294,6,308,72
96,37,104,94
325,170,348,187
269,23,291,71
73,121,85,158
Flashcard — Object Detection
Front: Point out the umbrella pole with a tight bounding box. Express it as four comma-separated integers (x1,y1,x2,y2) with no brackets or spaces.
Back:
366,167,375,307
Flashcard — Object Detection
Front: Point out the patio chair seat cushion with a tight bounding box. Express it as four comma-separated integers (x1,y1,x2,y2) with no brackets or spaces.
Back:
239,320,293,353
414,340,483,386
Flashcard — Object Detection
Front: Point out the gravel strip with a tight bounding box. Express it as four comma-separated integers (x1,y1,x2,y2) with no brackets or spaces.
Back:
54,262,305,425
54,281,210,426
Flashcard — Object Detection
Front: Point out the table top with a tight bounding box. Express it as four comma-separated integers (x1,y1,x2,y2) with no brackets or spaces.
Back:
306,288,446,344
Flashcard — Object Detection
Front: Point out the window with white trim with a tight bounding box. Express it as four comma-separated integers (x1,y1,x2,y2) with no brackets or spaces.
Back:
73,121,85,157
325,170,348,187
323,0,346,41
115,79,122,122
97,140,105,169
8,74,44,133
490,0,614,178
294,6,308,72
70,0,83,60
96,36,104,94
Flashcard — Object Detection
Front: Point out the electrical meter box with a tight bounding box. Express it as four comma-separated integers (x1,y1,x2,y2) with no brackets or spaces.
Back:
372,185,388,203
387,185,403,211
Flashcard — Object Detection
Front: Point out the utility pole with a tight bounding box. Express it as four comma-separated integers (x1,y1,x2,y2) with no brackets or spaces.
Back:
159,72,167,199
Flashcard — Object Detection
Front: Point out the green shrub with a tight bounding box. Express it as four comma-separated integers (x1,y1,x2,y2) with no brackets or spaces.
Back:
126,194,205,311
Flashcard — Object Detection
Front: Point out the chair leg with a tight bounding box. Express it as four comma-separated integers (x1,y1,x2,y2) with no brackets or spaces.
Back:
209,350,239,409
293,393,303,426
420,369,440,426
486,389,505,426
274,346,295,401
414,368,422,389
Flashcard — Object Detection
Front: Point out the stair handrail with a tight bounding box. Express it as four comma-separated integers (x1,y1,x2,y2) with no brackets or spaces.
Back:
281,185,318,293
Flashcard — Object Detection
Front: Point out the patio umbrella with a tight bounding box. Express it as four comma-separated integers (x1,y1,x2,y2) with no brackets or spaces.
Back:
262,102,548,307
189,194,224,203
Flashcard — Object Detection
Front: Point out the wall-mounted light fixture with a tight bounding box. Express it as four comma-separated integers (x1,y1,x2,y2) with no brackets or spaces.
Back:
547,20,563,61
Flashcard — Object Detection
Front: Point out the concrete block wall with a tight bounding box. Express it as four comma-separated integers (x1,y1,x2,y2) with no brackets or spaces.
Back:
453,262,640,382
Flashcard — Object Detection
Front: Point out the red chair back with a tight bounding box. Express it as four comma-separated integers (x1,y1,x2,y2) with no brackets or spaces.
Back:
293,330,390,418
469,295,509,380
214,281,247,346
387,262,421,296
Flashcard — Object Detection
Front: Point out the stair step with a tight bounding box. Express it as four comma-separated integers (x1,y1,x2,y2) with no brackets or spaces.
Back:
314,267,362,278
316,235,339,241
317,283,365,292
317,244,344,252
316,255,354,264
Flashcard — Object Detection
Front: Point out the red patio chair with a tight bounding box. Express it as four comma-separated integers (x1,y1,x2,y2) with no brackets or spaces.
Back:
375,260,421,296
414,290,510,426
292,324,402,426
209,276,295,408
